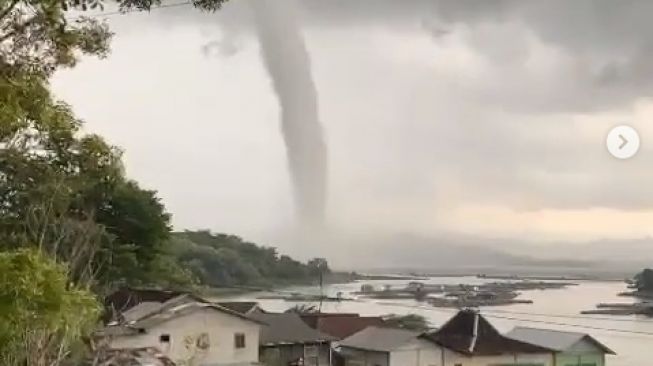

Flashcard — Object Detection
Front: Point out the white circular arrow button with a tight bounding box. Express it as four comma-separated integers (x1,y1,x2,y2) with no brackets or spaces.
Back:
607,125,640,160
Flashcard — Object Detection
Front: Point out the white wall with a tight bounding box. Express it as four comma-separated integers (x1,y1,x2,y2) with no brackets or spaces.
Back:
390,339,444,366
108,307,260,365
441,349,554,366
341,348,388,366
342,339,554,366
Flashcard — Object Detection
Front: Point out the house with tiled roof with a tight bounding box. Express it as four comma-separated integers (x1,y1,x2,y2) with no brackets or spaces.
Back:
420,309,554,366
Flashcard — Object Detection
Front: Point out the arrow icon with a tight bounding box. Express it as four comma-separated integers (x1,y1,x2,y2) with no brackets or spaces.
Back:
618,134,628,150
607,125,639,159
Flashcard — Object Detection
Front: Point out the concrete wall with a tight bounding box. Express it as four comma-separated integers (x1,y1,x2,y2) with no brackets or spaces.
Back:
390,339,444,366
441,348,553,366
108,307,260,365
340,348,388,366
340,339,557,366
553,338,605,366
341,339,442,366
555,353,604,366
261,342,331,366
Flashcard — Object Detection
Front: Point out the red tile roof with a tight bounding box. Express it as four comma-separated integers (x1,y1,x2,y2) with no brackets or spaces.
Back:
301,314,386,340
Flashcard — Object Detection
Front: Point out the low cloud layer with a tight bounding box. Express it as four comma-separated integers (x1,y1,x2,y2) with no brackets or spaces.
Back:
52,1,653,260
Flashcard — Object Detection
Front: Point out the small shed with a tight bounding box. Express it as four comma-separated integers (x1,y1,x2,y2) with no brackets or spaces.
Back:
507,326,615,366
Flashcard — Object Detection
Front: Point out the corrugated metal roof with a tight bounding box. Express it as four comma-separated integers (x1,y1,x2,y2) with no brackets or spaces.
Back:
216,302,259,314
122,302,167,323
506,327,615,354
339,326,420,352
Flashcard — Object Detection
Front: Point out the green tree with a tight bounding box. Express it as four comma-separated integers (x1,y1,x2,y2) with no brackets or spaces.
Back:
0,249,100,366
167,231,329,288
634,268,653,292
0,0,228,76
0,72,172,288
307,257,330,277
383,314,431,332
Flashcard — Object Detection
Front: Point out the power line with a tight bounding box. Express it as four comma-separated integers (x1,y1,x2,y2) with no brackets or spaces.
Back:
371,300,653,337
483,313,653,337
480,308,653,324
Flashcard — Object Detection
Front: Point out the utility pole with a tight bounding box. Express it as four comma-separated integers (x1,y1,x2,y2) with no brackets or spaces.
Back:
318,269,324,313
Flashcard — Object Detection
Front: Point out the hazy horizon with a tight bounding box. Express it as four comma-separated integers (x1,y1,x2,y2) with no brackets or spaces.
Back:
52,0,653,267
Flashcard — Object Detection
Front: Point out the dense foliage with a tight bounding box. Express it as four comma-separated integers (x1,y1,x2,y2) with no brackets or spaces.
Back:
383,314,431,332
0,63,172,289
0,249,100,366
633,268,653,292
166,230,331,288
0,0,228,76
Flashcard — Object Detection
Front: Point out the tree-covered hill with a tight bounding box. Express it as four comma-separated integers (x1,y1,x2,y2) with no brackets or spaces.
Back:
164,230,331,289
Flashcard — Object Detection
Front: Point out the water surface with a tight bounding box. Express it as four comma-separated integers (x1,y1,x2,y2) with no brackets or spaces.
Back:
225,276,652,366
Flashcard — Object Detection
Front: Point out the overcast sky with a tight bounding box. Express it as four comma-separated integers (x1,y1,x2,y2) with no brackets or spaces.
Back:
52,0,653,260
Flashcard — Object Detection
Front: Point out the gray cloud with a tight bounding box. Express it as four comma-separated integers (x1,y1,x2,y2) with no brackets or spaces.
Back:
52,0,653,259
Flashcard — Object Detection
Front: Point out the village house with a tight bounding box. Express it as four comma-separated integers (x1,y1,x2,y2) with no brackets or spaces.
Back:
103,287,206,323
250,312,337,366
507,327,615,366
338,326,441,366
97,298,264,366
419,309,554,366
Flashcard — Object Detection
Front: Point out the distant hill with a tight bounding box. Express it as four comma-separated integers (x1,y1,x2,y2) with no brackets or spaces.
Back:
324,232,638,278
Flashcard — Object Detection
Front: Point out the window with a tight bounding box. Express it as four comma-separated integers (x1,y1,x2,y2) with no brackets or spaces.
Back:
159,334,170,343
234,333,246,349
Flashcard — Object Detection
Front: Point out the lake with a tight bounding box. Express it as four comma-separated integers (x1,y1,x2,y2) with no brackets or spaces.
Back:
223,276,653,366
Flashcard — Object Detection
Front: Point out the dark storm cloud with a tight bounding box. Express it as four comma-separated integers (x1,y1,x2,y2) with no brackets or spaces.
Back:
53,0,653,249
142,0,653,112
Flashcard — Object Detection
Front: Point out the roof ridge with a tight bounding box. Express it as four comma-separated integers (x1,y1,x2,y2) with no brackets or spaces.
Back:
511,326,585,335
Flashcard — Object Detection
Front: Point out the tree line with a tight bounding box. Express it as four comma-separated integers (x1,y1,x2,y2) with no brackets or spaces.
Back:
166,230,331,289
